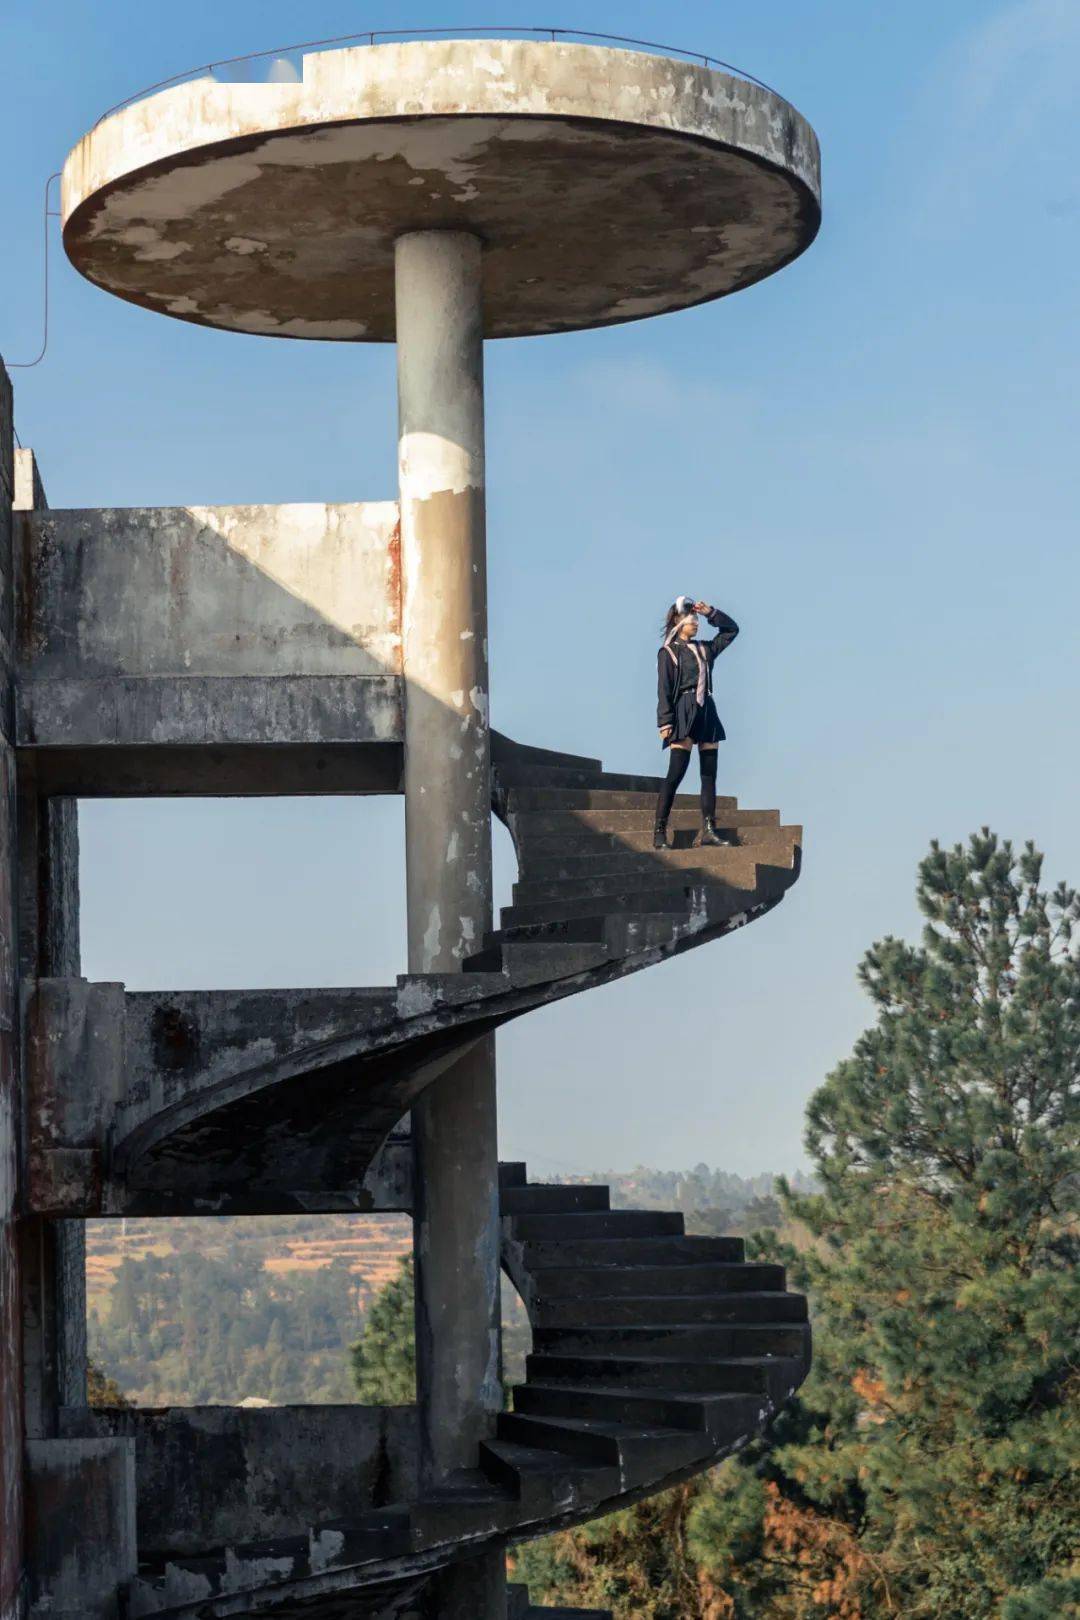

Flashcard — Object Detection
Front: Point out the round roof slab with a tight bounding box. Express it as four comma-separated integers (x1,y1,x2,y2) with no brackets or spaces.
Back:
62,40,821,341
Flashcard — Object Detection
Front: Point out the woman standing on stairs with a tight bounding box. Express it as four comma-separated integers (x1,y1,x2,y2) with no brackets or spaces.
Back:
654,596,740,849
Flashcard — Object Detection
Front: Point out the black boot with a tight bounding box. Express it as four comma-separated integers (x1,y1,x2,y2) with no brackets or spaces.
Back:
699,818,728,847
653,819,669,849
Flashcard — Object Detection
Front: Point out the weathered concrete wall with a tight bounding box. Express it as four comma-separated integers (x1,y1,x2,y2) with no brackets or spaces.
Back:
16,501,402,752
25,1438,135,1618
24,982,423,1216
0,362,23,1620
59,1406,418,1557
23,980,124,1215
15,453,88,1442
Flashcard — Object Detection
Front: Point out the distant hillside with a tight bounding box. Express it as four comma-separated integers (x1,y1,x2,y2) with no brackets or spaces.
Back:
87,1212,410,1309
87,1166,808,1404
87,1214,411,1406
557,1164,815,1235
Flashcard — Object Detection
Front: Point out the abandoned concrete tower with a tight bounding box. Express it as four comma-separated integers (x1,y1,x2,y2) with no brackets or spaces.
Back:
0,35,821,1620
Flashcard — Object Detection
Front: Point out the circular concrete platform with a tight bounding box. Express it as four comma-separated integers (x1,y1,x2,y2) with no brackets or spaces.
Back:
62,40,821,341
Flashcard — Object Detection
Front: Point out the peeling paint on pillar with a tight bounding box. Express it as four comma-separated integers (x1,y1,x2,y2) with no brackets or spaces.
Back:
397,230,502,1526
398,231,490,975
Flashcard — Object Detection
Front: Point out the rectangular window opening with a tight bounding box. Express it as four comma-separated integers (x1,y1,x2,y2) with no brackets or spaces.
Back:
78,796,406,990
87,1213,413,1408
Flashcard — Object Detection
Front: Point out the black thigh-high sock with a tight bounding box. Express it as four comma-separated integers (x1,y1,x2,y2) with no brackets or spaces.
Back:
656,747,691,822
700,748,718,822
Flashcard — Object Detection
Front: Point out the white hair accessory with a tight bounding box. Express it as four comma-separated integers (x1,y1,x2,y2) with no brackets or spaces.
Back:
674,594,694,614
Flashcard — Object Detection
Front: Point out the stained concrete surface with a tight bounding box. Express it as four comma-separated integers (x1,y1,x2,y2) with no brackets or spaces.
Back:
17,502,403,752
59,1406,418,1556
63,40,820,340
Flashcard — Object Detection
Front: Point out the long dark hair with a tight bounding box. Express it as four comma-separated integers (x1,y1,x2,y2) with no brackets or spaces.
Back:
661,602,692,640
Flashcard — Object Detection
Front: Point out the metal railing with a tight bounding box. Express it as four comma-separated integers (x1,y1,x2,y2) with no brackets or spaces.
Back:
94,25,781,126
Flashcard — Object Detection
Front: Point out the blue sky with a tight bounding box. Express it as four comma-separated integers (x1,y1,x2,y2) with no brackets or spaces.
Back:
3,0,1078,1177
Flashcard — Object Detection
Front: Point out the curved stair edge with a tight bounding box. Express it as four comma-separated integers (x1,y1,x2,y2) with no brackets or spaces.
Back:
108,734,800,1217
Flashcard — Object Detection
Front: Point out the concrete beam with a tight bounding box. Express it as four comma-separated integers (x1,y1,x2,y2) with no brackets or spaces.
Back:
26,741,403,799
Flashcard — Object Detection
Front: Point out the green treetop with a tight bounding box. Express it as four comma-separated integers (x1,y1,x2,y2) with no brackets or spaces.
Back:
698,831,1080,1618
350,1255,416,1405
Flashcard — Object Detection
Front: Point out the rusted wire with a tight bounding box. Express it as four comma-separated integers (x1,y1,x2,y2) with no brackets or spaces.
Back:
93,24,780,125
7,173,62,370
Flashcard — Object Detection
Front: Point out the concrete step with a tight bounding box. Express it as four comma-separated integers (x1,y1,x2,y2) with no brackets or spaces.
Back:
394,971,508,1008
505,786,739,813
490,910,697,957
520,829,801,880
486,907,713,963
519,806,781,835
500,891,692,930
507,1587,613,1620
513,851,771,905
520,1235,745,1268
491,916,608,948
490,735,603,773
484,940,612,984
533,1321,811,1359
600,910,715,956
505,1209,685,1241
501,1184,611,1217
502,867,792,929
531,1283,793,1321
514,1380,764,1443
497,765,667,793
532,1289,803,1328
532,1261,785,1299
526,1351,804,1398
497,1409,710,1486
524,1610,613,1619
408,1468,518,1546
478,1438,619,1516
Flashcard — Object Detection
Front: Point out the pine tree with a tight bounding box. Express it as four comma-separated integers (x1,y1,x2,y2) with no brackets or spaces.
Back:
519,832,1080,1619
700,831,1080,1617
87,1360,131,1407
514,1483,705,1618
350,1255,416,1405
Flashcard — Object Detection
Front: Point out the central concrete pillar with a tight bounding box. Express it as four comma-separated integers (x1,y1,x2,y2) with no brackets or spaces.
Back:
396,232,504,1616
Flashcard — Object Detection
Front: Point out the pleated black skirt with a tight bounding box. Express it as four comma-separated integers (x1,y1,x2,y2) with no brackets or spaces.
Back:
663,692,725,748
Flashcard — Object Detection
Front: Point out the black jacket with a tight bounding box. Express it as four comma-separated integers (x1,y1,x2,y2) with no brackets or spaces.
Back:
656,608,740,731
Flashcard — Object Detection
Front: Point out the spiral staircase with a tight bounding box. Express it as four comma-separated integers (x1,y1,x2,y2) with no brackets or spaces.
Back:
100,732,806,1619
